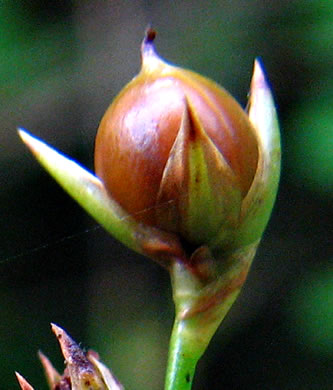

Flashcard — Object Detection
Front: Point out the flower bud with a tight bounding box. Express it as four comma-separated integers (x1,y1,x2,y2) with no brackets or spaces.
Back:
18,30,280,382
95,29,259,250
19,29,280,267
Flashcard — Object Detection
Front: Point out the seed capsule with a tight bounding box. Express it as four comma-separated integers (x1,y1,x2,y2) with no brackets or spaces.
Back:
95,29,258,247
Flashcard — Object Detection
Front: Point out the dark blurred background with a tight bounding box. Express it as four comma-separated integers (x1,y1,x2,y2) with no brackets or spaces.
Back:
1,1,332,389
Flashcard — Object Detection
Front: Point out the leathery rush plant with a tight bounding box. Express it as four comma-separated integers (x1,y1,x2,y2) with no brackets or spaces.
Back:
17,29,280,390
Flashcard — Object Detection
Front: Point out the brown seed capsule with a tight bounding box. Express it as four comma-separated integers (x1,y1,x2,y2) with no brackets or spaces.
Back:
94,29,258,246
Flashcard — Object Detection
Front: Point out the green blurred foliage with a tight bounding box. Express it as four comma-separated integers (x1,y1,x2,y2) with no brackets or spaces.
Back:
288,95,333,196
287,266,333,357
0,1,332,389
0,1,75,100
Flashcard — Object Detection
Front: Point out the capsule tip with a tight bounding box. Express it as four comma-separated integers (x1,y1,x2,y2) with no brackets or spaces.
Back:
144,27,157,44
141,27,158,58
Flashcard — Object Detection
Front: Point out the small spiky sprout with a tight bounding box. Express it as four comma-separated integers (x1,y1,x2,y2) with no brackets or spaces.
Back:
16,324,123,390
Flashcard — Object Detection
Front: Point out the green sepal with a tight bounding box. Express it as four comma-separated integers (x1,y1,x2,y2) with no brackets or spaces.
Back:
157,100,242,247
236,59,281,247
18,129,185,265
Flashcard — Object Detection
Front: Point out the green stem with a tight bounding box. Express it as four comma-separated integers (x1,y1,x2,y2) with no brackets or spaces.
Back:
164,317,201,390
164,247,257,390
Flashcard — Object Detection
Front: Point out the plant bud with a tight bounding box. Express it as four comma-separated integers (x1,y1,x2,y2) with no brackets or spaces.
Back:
16,324,123,390
18,30,280,378
95,29,259,249
19,28,279,266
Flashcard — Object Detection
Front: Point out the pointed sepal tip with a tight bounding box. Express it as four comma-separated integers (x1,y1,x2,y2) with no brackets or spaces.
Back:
15,372,35,390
